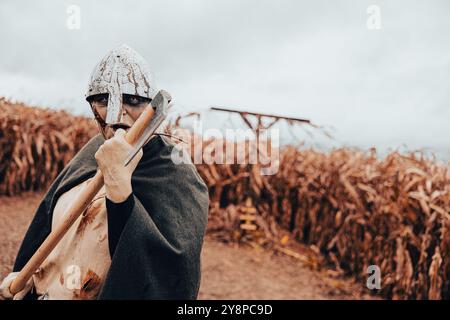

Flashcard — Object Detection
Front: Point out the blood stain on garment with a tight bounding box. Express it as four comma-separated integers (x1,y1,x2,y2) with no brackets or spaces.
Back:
74,269,101,299
97,232,107,243
59,273,64,285
76,197,104,235
93,221,104,231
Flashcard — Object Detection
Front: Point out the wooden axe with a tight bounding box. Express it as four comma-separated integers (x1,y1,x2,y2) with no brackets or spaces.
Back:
9,90,171,295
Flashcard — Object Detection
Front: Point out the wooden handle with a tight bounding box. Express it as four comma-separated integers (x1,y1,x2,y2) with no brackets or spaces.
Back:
9,105,156,295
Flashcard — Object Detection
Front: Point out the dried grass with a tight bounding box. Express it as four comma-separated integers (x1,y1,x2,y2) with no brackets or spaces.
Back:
1,99,449,299
0,98,97,195
195,140,449,299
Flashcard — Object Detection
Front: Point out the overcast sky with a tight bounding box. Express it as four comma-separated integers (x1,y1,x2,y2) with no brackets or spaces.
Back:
0,0,449,160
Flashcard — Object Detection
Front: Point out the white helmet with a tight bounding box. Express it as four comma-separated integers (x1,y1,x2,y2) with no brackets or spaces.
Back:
86,44,157,125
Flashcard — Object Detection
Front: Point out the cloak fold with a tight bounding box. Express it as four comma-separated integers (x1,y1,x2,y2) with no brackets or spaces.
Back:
13,134,209,300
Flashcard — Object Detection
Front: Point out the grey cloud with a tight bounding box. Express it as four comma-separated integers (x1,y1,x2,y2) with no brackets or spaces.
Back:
0,0,449,160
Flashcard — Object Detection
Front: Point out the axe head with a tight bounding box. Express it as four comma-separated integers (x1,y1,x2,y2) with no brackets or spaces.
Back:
123,90,171,166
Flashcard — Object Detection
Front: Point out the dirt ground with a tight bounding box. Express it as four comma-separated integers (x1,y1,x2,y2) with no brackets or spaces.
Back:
0,191,375,299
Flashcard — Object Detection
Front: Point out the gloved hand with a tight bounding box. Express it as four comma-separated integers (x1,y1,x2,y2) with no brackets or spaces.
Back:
95,128,143,203
0,272,34,300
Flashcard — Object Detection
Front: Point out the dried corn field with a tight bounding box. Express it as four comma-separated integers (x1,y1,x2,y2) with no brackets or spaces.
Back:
1,99,449,299
0,98,98,195
196,142,450,300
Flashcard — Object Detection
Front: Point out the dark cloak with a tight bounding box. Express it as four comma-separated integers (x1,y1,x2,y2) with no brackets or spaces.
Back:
12,134,209,300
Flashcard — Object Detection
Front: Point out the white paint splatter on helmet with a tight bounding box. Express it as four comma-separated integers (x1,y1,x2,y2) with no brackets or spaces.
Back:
86,44,157,124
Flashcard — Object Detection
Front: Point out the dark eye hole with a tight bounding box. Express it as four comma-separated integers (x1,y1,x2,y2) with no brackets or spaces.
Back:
88,94,108,107
123,94,150,107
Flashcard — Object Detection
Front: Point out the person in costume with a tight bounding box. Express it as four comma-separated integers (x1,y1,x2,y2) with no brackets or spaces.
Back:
0,45,209,300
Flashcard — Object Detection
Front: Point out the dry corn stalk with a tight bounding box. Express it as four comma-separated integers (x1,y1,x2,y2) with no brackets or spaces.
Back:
1,100,449,300
0,98,97,195
170,120,449,300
